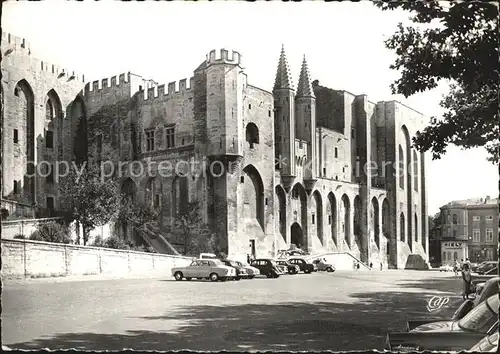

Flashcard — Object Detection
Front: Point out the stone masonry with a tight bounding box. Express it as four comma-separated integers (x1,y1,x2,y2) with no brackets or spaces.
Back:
1,31,429,268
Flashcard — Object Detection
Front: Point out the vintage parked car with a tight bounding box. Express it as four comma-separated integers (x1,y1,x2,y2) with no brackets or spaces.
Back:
472,266,498,283
276,260,299,274
239,262,260,279
439,264,454,272
198,253,218,260
250,259,282,278
385,295,499,351
476,261,497,275
172,259,236,282
469,322,499,352
407,277,499,330
289,258,315,273
312,258,335,272
221,259,249,280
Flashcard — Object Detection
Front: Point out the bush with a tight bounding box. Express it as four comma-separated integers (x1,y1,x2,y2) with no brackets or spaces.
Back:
29,221,72,244
13,234,26,239
104,235,130,250
1,208,9,219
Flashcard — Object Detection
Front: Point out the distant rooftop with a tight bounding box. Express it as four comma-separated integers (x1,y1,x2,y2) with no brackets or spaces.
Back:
441,196,499,209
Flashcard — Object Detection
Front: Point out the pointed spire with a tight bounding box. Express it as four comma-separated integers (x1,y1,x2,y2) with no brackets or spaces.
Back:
273,45,293,91
296,55,315,98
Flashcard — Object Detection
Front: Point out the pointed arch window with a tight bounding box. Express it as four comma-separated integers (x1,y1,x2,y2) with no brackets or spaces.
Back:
246,123,259,149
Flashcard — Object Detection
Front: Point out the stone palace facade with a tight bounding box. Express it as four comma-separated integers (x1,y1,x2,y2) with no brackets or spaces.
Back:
1,31,429,268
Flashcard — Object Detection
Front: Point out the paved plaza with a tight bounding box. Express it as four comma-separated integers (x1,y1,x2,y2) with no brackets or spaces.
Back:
2,270,463,351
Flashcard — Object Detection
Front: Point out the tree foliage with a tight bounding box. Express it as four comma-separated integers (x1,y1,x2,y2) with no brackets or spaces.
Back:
59,162,122,245
374,1,499,162
172,201,212,256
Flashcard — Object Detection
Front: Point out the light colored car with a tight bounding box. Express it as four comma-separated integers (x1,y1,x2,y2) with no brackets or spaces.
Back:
199,253,218,260
385,296,499,352
239,261,260,278
410,294,498,334
439,264,454,272
171,259,236,282
469,322,499,352
312,258,335,272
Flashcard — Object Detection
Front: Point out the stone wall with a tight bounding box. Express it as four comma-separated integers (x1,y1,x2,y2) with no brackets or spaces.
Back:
1,238,193,279
1,218,112,244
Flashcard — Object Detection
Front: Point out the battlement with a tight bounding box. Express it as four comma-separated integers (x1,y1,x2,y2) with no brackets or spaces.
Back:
2,31,86,83
206,49,242,67
1,31,31,53
83,72,132,95
140,77,195,101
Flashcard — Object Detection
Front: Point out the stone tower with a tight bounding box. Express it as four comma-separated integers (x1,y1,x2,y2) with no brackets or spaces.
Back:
273,46,296,192
295,56,317,187
203,49,245,255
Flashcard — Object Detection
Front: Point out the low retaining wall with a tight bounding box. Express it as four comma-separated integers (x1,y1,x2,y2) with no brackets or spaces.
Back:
1,218,64,239
1,238,194,279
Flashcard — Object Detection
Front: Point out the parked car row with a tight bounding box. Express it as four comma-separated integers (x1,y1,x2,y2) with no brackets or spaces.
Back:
170,254,336,281
385,276,500,352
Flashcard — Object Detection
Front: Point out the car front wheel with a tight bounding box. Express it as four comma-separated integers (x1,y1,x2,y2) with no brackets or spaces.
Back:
209,273,219,282
174,271,183,281
249,275,255,279
326,267,334,272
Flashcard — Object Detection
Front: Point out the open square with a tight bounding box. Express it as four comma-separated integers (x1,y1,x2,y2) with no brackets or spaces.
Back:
2,271,462,351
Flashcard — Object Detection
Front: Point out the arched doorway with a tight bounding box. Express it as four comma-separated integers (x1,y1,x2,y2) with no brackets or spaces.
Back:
382,199,391,259
291,183,308,250
400,212,406,243
328,192,337,247
414,212,418,243
71,96,88,165
402,125,413,251
275,185,287,241
311,190,324,245
341,194,350,246
291,222,304,249
353,195,362,246
15,80,35,203
371,197,380,249
120,178,137,241
242,164,265,229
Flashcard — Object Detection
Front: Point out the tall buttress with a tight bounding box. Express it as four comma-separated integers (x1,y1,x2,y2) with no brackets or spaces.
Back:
295,55,316,180
273,45,296,178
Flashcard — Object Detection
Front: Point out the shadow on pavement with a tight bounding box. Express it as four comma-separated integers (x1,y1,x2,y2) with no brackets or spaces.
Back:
395,276,463,293
6,287,460,351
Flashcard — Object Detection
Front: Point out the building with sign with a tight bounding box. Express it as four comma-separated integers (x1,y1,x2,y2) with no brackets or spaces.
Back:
439,196,498,265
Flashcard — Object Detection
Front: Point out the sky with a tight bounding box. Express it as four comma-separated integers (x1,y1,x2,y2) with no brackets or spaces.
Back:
3,1,497,215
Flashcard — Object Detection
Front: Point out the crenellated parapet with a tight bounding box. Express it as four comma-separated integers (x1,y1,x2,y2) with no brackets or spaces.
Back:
2,31,31,54
84,72,132,96
205,49,242,67
139,77,195,101
2,31,86,83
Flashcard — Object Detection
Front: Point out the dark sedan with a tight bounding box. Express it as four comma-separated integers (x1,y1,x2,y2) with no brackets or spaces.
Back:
288,258,315,273
250,259,282,278
276,260,299,274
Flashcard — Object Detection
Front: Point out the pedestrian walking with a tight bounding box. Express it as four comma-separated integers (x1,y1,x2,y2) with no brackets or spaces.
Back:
461,263,472,300
380,262,383,271
353,260,356,270
246,254,251,264
369,262,373,269
356,262,360,271
454,260,460,276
